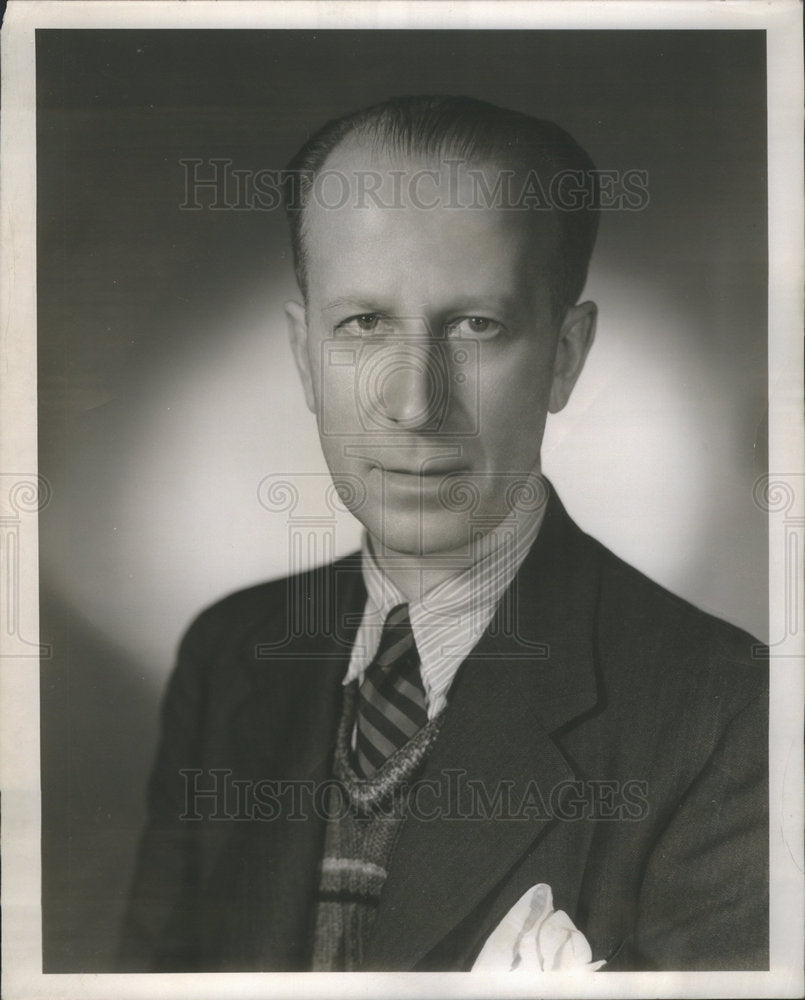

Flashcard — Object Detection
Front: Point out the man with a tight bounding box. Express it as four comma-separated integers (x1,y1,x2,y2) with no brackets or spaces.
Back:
119,96,768,973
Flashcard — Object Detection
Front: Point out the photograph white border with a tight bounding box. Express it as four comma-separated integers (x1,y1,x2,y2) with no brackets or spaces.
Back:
1,2,802,998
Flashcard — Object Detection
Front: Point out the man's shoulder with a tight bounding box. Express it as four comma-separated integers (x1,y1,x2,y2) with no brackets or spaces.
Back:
585,529,767,702
534,488,765,681
180,550,363,650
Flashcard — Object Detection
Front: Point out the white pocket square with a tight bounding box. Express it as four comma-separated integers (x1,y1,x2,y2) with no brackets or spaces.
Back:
472,883,605,972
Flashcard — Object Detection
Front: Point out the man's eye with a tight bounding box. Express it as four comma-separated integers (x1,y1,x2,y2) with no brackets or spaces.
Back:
445,316,505,340
335,314,382,336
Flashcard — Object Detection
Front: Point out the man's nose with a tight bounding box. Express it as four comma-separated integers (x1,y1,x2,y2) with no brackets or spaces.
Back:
363,336,447,431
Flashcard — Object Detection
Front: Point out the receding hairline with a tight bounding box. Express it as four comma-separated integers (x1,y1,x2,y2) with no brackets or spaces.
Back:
309,128,565,183
284,95,600,315
300,136,567,280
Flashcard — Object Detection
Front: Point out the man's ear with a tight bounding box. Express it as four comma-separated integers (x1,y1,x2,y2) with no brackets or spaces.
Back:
285,300,316,413
548,300,597,413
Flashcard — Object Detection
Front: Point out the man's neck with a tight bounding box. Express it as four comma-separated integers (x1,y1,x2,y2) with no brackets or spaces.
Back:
366,501,546,604
367,538,476,604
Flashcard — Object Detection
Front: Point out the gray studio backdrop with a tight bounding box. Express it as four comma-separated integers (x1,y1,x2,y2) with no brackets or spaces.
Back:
37,29,767,970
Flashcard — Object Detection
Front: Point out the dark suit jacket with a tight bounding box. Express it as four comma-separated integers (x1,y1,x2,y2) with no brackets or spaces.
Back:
119,488,768,972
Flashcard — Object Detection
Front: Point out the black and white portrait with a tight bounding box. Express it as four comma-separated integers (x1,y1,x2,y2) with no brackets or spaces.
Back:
1,3,802,998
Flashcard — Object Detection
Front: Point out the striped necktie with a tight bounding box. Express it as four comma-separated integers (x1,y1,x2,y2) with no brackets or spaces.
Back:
355,603,428,779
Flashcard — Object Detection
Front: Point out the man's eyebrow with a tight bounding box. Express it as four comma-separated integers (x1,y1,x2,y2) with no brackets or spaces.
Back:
442,295,519,314
322,298,382,312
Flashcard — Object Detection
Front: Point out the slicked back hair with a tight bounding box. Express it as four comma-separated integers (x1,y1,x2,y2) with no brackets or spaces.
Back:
284,95,600,320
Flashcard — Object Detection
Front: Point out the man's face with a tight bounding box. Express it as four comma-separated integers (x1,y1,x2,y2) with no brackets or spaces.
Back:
287,144,595,556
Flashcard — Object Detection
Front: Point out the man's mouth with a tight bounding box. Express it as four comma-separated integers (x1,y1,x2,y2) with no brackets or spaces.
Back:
378,463,468,477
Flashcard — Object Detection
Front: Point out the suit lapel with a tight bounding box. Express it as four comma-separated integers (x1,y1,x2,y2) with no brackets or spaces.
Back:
364,491,605,970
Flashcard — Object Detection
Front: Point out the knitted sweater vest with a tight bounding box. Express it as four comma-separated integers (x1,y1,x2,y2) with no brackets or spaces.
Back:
310,681,444,971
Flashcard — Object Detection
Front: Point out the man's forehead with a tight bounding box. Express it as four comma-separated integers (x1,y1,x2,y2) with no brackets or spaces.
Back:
316,133,524,204
302,137,560,268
